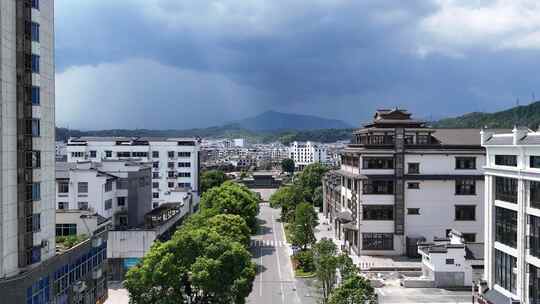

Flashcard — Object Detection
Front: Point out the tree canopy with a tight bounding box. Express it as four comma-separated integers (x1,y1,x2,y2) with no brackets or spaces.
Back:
281,158,295,174
200,170,227,193
328,275,376,304
291,202,318,250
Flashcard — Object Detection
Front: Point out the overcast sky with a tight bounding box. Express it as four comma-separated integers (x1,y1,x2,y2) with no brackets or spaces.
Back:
55,0,540,130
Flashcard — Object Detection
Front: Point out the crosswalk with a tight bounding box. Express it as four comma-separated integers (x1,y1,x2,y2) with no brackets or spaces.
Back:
250,239,287,248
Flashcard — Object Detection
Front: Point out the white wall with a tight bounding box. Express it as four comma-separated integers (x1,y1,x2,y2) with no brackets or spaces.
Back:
107,230,157,259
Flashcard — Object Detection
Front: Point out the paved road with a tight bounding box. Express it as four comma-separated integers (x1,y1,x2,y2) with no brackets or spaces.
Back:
247,204,321,304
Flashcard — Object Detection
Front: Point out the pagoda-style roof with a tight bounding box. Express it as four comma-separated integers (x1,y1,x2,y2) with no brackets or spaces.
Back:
363,108,426,128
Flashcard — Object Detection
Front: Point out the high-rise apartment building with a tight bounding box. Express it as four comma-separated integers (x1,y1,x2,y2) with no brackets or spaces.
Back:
475,128,540,304
0,0,55,277
0,2,108,303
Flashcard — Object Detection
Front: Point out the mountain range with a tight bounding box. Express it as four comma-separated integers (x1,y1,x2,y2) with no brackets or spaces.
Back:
231,110,352,131
432,100,540,129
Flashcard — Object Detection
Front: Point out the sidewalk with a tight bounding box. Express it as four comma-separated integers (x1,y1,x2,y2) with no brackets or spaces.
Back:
315,212,421,270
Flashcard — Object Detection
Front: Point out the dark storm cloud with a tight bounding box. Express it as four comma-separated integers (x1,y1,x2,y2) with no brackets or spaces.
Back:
55,0,540,129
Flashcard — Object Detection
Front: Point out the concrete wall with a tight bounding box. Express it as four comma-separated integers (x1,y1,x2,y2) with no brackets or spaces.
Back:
127,168,152,227
107,230,157,259
56,211,98,236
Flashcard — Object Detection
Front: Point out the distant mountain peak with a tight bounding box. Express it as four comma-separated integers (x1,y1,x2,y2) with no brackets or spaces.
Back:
231,110,353,131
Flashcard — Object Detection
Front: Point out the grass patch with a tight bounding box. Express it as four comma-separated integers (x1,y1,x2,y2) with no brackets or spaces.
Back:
295,268,316,278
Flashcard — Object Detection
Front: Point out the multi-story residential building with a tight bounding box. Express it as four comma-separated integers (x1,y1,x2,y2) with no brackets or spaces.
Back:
66,137,200,209
474,128,540,304
289,141,328,170
323,109,487,257
0,2,108,303
56,161,153,229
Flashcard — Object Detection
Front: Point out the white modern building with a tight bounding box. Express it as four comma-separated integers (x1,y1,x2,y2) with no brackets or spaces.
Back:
323,109,488,257
56,161,153,229
289,141,328,170
474,128,540,304
66,137,200,209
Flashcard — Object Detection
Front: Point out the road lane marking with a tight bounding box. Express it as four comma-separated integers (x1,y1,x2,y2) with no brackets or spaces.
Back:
271,212,286,304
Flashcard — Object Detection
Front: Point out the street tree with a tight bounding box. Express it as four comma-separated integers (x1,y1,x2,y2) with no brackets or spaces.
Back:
200,170,227,193
291,202,318,250
281,158,295,174
268,185,303,222
313,238,338,304
328,275,376,304
200,181,260,232
294,163,328,203
125,227,256,304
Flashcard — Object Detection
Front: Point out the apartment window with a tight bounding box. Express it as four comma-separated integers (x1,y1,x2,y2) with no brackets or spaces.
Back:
31,119,40,136
362,157,394,169
362,180,394,195
445,259,454,265
152,172,159,179
27,214,40,233
153,162,159,169
31,54,39,73
417,135,430,145
495,177,517,203
407,182,420,189
31,183,41,201
56,224,76,237
455,179,476,195
153,192,159,199
407,208,420,215
495,207,517,248
117,151,131,158
104,199,112,210
363,205,393,220
168,151,175,158
455,205,475,221
153,202,159,209
105,180,113,192
58,182,69,193
168,171,175,178
117,197,126,207
531,156,540,169
362,233,393,250
456,157,476,169
178,152,191,157
57,202,68,210
28,247,41,265
178,183,191,188
530,215,540,259
31,86,40,105
117,178,128,189
178,172,191,178
408,163,420,174
168,162,175,169
71,151,84,158
25,150,41,168
495,249,516,294
32,0,39,10
77,202,88,210
168,182,174,188
152,182,159,189
531,181,540,209
462,233,476,242
78,182,88,193
31,22,39,42
152,151,159,158
495,155,517,167
105,150,112,158
178,162,191,168
530,265,540,304
133,152,148,158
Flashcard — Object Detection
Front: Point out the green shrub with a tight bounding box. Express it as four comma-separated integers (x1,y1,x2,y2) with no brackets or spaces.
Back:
294,249,315,272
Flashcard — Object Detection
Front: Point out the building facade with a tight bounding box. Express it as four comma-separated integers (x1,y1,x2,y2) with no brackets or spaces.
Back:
66,137,200,209
323,109,486,257
474,128,540,304
289,141,328,170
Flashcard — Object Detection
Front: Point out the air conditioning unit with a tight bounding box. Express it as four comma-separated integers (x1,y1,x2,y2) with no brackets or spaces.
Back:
92,268,102,280
73,281,86,293
92,237,102,248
